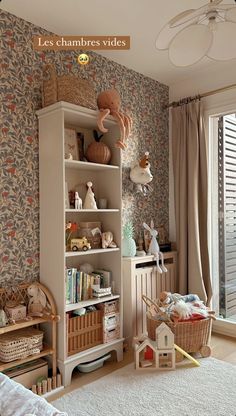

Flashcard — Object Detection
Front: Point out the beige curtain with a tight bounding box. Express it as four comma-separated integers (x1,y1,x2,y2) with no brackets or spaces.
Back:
172,99,212,305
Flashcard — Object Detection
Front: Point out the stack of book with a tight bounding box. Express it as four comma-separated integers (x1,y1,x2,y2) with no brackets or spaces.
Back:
65,268,111,304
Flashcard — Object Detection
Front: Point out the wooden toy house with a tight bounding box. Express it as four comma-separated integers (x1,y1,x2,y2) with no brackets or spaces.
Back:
155,323,175,370
134,323,175,370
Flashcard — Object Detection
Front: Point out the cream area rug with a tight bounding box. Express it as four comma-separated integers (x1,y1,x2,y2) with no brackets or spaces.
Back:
53,358,236,416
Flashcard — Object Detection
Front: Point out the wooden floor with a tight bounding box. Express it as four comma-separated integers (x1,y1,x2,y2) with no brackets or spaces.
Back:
49,333,236,402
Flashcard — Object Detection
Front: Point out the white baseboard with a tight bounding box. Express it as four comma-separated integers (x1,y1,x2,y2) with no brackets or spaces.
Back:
212,318,236,338
42,386,64,399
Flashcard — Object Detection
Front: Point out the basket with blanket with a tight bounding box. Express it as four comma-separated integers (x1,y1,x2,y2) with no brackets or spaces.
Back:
142,292,215,361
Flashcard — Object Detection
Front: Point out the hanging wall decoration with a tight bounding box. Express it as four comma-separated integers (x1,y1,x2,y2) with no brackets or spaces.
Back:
130,152,153,196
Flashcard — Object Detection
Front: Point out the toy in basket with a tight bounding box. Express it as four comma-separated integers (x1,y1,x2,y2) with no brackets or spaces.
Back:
142,292,215,362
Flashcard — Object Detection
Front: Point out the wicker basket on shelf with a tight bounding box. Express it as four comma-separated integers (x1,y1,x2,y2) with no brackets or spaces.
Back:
143,295,212,358
0,328,43,363
42,65,97,109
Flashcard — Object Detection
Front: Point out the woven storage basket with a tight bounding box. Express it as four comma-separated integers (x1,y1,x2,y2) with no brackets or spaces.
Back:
67,310,103,356
42,64,97,109
143,295,212,355
147,316,211,354
0,328,43,363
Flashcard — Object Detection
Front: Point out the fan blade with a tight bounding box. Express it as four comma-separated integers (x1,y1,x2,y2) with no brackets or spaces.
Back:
216,4,236,10
211,0,223,5
226,8,236,23
169,24,213,67
207,21,236,60
156,21,185,50
169,9,195,26
169,5,209,28
156,15,200,50
216,6,236,23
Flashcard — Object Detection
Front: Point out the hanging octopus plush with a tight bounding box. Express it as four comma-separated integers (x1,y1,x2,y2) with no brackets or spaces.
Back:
97,89,132,150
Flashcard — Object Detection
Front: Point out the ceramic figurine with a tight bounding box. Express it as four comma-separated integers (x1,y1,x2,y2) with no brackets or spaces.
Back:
122,222,136,257
83,182,97,210
102,231,117,249
75,191,82,210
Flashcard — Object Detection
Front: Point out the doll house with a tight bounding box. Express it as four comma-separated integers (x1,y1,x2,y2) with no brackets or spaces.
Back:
134,323,175,370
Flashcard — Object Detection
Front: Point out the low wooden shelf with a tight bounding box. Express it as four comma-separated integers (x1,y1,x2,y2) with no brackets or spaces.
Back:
0,346,54,372
0,316,52,335
0,282,59,378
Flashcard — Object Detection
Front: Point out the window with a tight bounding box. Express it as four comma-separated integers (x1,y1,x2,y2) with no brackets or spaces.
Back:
210,111,236,325
218,114,236,320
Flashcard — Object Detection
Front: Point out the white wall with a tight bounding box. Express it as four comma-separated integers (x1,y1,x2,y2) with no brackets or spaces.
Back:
169,61,236,242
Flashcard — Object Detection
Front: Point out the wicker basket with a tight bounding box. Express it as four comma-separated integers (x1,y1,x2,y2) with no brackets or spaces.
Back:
67,310,103,356
42,65,97,109
147,316,211,354
143,295,212,357
0,328,43,363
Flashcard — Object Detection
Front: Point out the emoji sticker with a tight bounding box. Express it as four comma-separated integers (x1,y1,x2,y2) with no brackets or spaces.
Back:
78,54,89,65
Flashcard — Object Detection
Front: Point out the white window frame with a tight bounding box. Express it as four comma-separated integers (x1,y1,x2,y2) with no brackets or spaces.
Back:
206,101,236,337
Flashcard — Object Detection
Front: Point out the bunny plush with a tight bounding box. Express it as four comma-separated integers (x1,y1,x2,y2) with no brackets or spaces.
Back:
143,221,167,274
27,284,50,316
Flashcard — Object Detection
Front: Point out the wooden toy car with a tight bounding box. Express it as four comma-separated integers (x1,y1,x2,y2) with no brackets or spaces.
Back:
70,238,91,252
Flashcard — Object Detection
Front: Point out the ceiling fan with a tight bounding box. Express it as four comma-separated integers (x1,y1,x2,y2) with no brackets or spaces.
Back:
156,0,236,67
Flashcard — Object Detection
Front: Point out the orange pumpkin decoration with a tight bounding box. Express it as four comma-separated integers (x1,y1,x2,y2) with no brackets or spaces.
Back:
86,130,111,164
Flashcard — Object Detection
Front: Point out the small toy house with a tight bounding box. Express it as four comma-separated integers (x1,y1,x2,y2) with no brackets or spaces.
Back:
134,323,175,371
155,323,175,370
135,338,156,369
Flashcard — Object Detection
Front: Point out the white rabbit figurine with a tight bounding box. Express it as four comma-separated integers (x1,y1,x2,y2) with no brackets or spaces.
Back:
143,221,167,274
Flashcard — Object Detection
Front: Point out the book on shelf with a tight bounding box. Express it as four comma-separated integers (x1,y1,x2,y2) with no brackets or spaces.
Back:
93,287,112,298
94,269,111,288
65,268,77,304
65,268,112,304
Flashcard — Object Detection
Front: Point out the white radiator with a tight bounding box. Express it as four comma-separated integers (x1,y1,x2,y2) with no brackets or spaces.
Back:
123,252,177,346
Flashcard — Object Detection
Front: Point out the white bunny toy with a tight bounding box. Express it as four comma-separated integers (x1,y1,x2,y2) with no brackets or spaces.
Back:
27,284,50,316
143,221,167,274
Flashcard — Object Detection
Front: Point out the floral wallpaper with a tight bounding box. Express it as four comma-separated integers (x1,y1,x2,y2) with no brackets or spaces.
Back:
0,10,169,285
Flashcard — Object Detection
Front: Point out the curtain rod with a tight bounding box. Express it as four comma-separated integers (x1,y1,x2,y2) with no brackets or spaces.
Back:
166,83,236,109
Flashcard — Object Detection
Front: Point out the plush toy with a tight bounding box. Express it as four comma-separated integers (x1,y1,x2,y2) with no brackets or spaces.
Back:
160,291,200,305
0,310,8,327
170,300,192,323
79,263,94,274
143,221,167,274
97,89,132,150
27,284,50,316
83,182,97,210
102,231,117,249
130,152,153,195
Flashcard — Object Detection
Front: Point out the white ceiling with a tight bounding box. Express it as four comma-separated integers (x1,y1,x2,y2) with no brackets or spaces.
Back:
2,0,236,86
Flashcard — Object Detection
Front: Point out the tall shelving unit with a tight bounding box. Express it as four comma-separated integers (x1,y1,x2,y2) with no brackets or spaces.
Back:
37,102,124,386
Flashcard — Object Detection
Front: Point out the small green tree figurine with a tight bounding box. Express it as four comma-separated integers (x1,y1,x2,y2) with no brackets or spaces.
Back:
122,222,137,257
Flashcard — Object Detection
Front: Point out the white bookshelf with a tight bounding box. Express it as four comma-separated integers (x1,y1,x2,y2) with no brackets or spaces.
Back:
65,294,120,312
37,102,123,387
65,248,120,257
65,209,119,212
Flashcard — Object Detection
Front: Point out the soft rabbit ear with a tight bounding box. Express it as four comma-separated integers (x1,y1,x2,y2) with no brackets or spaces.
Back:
143,222,151,232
